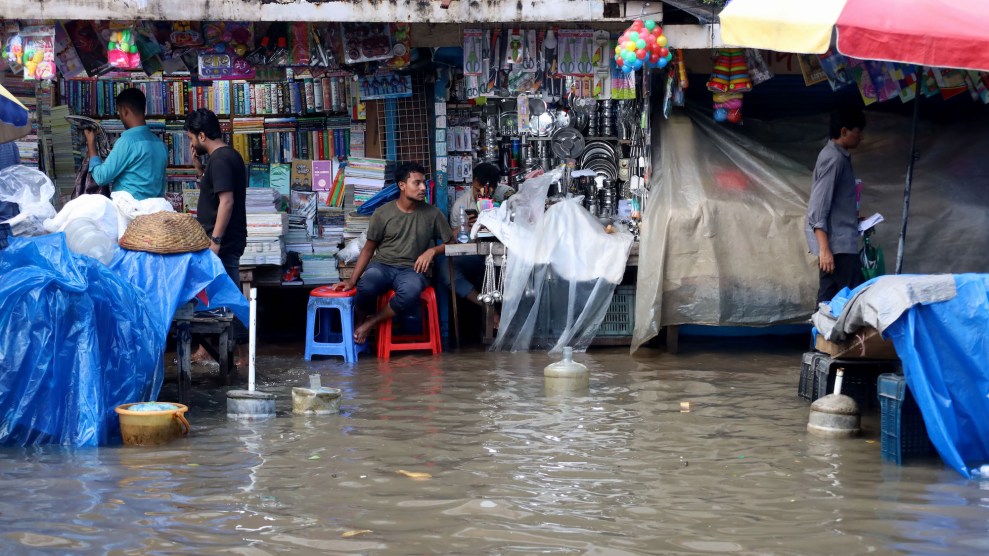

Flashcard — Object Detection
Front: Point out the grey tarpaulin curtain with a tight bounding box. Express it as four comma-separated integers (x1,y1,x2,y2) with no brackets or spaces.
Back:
632,109,817,352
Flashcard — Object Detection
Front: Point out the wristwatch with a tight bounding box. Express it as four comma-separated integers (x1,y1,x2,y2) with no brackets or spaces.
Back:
210,235,223,245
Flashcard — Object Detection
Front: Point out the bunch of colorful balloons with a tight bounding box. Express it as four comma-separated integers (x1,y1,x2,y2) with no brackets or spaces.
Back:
613,20,673,74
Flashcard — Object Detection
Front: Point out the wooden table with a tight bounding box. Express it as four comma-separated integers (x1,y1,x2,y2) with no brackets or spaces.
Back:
171,302,237,405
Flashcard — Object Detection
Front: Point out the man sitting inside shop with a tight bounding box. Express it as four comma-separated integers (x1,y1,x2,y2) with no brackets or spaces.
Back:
438,162,513,307
331,162,454,343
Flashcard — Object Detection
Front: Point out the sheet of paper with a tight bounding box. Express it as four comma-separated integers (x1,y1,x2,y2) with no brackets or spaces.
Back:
859,212,884,233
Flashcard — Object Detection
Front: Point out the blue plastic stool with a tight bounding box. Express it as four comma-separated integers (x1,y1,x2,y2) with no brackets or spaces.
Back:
304,286,358,362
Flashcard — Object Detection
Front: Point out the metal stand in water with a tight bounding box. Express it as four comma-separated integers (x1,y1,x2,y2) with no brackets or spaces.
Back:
544,346,589,395
227,288,276,419
807,368,861,438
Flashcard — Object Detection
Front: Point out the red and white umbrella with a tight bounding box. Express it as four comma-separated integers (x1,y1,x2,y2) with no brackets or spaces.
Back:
720,0,989,72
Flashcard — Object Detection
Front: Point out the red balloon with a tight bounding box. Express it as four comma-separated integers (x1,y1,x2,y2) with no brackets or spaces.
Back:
649,42,660,53
640,33,653,44
649,53,660,64
654,26,663,36
616,56,624,66
636,49,647,60
658,47,669,58
632,20,644,29
727,109,743,124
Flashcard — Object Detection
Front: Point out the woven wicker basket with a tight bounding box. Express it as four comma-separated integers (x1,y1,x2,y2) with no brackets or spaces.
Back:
119,211,211,254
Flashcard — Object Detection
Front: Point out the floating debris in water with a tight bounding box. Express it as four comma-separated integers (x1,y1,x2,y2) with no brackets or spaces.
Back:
342,529,372,538
680,401,691,413
397,469,432,480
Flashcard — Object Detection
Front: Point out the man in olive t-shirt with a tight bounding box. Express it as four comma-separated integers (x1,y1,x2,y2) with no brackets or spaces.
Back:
332,162,454,343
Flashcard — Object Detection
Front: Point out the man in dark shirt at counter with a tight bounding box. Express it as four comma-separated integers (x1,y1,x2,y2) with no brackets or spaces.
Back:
805,107,866,304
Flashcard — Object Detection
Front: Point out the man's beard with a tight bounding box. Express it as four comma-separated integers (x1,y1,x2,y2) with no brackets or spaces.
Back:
193,143,208,156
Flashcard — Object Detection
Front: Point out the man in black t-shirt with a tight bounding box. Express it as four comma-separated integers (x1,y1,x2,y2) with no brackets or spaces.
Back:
185,108,248,363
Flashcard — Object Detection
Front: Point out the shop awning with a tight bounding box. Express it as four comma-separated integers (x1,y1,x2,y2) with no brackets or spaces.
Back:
0,84,30,144
720,0,989,71
718,0,847,55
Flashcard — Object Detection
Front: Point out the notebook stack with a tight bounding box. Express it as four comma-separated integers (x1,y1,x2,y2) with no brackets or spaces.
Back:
343,157,392,240
300,252,339,284
241,188,287,266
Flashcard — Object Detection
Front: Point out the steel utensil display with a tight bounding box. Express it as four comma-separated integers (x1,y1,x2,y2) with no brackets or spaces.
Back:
551,127,585,160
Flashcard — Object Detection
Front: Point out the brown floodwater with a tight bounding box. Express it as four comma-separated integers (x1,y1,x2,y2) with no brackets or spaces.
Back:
2,341,988,555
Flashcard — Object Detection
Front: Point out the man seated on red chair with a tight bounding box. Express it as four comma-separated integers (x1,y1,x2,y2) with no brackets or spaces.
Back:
331,162,454,344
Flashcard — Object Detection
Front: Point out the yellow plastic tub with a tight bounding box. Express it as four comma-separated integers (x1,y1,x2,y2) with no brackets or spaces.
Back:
115,402,190,446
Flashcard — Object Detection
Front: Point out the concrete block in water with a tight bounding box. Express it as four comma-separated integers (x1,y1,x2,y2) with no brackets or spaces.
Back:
292,387,342,415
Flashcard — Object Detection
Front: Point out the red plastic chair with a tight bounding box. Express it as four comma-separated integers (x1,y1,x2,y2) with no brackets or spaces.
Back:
376,286,442,360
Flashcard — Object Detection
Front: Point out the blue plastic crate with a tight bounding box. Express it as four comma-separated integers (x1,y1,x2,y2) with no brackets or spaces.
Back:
878,373,936,464
597,285,635,337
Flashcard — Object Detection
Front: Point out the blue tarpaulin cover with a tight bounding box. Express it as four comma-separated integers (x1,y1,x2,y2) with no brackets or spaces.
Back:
884,274,989,478
0,234,247,447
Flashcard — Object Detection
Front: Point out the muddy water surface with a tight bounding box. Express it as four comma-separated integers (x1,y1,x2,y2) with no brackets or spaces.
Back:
2,344,988,554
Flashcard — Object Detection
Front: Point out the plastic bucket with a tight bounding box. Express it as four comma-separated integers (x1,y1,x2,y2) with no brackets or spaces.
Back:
115,402,190,446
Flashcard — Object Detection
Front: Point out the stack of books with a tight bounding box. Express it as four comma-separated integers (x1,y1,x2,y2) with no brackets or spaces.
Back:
317,207,346,246
49,105,75,198
344,157,394,209
242,188,287,267
348,123,366,158
300,252,339,284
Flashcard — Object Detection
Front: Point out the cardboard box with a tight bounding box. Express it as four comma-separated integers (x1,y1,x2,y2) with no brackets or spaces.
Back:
815,326,898,360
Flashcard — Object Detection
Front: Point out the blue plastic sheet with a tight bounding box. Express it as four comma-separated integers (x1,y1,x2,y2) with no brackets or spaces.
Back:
0,234,160,446
0,234,248,447
109,246,249,329
884,274,989,478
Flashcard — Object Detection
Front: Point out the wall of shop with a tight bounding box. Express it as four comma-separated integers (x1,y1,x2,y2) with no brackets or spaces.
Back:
0,0,615,23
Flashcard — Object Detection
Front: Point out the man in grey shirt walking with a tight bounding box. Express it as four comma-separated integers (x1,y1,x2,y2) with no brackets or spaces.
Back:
806,107,866,304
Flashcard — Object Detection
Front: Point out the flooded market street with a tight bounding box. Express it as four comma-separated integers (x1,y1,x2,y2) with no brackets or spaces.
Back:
2,342,988,555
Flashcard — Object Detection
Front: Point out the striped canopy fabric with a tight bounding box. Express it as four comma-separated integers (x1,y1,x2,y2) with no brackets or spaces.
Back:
720,0,989,71
0,83,31,144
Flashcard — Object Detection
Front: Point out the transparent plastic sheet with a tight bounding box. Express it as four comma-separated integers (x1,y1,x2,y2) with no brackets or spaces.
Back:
632,107,989,351
477,170,634,353
884,274,989,478
0,234,248,447
739,111,989,276
0,165,57,237
633,109,818,351
0,234,161,447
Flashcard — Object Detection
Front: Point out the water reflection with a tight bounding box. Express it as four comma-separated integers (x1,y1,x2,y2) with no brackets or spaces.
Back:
1,347,988,554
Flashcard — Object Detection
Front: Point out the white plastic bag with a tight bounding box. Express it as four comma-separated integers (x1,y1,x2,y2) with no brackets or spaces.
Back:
0,166,57,237
111,191,175,234
337,231,367,264
44,194,120,241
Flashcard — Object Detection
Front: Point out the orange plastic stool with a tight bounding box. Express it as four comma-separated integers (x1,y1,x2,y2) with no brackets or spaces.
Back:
376,286,442,360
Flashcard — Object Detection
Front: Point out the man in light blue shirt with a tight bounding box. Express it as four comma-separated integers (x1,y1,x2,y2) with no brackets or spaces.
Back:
84,88,167,200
